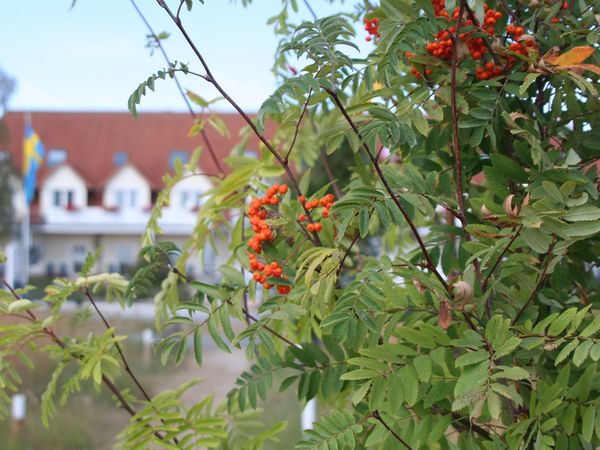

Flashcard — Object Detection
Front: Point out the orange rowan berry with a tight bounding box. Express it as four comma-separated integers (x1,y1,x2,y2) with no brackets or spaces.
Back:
298,195,306,204
322,209,329,218
277,285,291,295
279,184,288,194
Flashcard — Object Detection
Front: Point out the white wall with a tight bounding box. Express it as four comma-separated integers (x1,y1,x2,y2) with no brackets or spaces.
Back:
165,172,213,218
40,165,87,217
103,165,151,211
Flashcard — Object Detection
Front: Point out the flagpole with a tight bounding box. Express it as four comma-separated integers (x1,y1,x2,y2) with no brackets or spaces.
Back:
22,200,30,286
22,112,32,286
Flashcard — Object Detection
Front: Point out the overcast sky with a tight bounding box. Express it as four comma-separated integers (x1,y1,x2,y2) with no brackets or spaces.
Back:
1,0,361,113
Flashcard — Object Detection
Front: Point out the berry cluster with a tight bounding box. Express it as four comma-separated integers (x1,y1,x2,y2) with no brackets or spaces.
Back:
405,0,542,81
426,4,502,61
298,193,335,232
248,254,290,294
364,17,381,41
247,184,288,254
246,184,291,295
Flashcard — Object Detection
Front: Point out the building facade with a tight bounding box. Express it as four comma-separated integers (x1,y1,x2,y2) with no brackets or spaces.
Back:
2,111,257,283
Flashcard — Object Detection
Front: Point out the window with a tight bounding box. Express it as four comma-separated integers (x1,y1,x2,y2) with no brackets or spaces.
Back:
113,151,129,166
66,190,74,206
169,150,189,169
180,191,190,208
130,190,138,208
53,190,61,207
73,244,87,273
47,149,68,166
115,189,138,209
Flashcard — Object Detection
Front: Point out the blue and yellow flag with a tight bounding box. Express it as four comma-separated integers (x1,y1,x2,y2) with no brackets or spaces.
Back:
22,122,45,204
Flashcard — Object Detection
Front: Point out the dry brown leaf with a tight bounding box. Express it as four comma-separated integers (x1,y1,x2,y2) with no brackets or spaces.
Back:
438,297,452,330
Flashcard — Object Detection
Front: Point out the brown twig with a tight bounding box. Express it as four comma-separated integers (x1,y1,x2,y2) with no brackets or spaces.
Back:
336,232,360,277
284,87,314,162
450,0,483,291
371,411,415,450
319,150,343,199
83,288,157,407
512,238,556,325
482,225,523,292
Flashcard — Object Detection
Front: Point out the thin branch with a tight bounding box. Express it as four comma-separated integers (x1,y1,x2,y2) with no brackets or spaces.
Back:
175,0,185,20
512,238,556,325
450,0,483,291
242,306,300,348
83,288,157,406
129,0,226,177
336,232,360,277
157,0,322,245
319,150,343,199
325,89,450,295
372,411,415,450
482,225,523,291
302,0,318,20
284,87,314,162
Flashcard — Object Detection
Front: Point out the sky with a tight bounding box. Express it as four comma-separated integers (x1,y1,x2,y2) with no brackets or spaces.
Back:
0,0,359,113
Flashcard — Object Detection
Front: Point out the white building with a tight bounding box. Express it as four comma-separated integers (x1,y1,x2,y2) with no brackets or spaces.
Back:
3,111,259,283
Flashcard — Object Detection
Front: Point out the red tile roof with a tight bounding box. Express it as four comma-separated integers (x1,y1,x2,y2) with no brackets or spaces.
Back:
3,111,264,191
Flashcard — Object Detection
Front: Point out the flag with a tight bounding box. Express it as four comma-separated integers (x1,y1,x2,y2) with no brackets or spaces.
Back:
22,121,45,204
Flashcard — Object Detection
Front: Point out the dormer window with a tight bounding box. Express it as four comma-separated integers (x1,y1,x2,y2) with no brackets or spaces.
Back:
169,150,189,169
52,189,75,207
115,189,138,209
179,190,202,210
113,151,129,166
47,149,68,167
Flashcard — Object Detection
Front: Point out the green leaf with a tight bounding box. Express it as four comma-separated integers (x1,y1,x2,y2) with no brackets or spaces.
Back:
193,328,203,365
521,228,552,253
351,380,371,405
519,73,540,95
340,369,378,381
572,339,593,367
564,220,600,237
580,315,600,338
455,350,489,368
491,366,530,380
413,355,432,382
487,391,502,420
207,317,230,353
555,339,579,365
563,206,600,222
359,207,370,238
8,299,36,313
582,406,595,442
548,307,577,336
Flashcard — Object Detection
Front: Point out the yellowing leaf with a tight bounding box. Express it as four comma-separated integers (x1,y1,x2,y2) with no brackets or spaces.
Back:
553,46,594,66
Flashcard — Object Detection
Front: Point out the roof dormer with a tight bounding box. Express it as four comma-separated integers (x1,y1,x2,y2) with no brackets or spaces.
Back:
39,164,88,216
103,163,151,211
